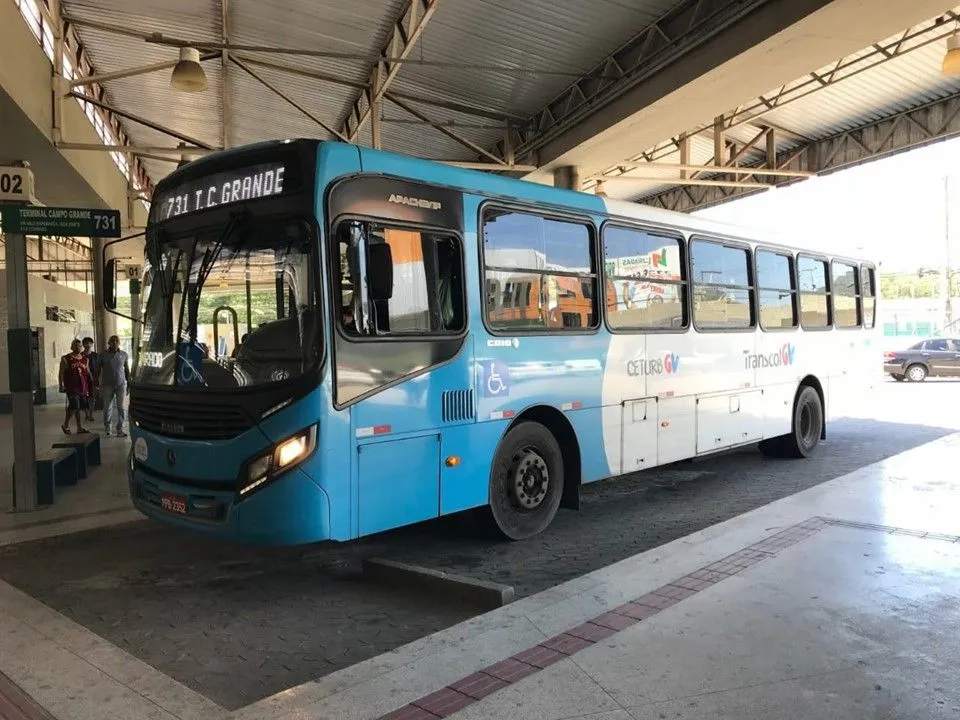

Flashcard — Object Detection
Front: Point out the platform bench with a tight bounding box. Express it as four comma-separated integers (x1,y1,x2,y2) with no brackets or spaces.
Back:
12,448,77,506
51,434,101,480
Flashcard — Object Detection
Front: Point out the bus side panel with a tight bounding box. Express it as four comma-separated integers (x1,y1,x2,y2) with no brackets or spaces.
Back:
439,413,510,514
754,331,800,439
464,193,616,484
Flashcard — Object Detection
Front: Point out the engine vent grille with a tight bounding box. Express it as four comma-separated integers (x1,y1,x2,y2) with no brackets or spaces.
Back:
442,389,475,423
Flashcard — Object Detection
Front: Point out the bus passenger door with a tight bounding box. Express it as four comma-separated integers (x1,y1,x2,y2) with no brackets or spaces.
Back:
326,177,470,537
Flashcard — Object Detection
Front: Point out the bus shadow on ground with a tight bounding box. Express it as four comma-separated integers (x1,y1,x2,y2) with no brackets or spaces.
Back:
0,416,951,710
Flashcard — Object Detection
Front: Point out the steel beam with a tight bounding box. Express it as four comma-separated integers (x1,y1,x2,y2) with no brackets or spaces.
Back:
642,91,960,213
67,92,217,150
341,0,439,143
485,0,832,165
57,142,210,156
599,12,956,191
230,57,348,141
441,161,538,172
64,15,523,125
385,94,506,165
593,162,811,177
590,176,769,189
68,55,219,89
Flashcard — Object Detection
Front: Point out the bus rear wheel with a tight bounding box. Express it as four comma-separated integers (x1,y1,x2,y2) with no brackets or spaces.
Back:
485,421,564,541
759,385,823,459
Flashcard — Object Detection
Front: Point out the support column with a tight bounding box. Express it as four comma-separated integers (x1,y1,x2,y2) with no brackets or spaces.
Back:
370,65,382,150
92,236,111,350
944,175,953,332
553,166,580,190
765,127,778,186
679,135,690,180
4,165,38,511
713,115,725,168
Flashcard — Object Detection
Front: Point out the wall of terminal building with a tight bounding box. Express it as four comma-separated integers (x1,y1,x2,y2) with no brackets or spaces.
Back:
0,0,149,224
881,298,956,339
0,270,94,411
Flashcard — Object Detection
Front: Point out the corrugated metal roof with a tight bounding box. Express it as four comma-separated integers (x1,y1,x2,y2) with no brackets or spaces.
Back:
59,0,685,187
607,10,960,203
58,0,960,203
389,0,678,116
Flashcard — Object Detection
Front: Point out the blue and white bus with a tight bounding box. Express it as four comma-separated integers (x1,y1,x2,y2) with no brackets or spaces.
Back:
105,139,879,545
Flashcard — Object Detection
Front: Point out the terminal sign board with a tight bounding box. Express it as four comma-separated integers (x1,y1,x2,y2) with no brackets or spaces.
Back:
0,205,122,238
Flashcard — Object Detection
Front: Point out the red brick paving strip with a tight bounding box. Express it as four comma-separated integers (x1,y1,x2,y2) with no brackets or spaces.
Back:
0,670,58,720
374,517,826,720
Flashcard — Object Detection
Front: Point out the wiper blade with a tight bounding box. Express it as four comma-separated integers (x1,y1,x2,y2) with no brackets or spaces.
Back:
185,211,245,339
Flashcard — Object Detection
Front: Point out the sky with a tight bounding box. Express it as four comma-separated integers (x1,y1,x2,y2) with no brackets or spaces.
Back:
694,135,960,274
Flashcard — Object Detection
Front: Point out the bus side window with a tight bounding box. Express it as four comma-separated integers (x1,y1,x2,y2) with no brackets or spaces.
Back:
756,249,797,330
434,236,465,331
481,208,597,333
831,260,860,328
603,225,687,331
690,238,754,330
861,265,876,329
797,255,831,329
335,221,465,337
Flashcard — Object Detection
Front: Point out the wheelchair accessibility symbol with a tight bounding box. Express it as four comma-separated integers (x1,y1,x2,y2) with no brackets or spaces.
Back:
482,359,510,398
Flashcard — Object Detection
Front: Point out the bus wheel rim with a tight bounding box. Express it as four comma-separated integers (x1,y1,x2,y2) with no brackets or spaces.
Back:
511,448,549,511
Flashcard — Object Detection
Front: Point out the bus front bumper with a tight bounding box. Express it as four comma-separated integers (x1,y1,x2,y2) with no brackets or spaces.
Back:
128,458,332,545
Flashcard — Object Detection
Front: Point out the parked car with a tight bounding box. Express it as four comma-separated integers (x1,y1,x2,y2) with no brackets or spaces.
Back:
884,337,960,381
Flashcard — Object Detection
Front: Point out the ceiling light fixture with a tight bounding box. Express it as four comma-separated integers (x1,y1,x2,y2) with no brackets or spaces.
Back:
171,47,208,92
943,33,960,75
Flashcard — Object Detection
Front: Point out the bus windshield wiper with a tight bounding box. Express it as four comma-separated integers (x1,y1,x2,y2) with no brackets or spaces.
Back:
185,211,245,341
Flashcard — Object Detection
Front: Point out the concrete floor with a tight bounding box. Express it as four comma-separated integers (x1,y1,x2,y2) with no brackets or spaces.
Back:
274,432,960,720
0,384,958,719
0,404,139,546
0,380,956,709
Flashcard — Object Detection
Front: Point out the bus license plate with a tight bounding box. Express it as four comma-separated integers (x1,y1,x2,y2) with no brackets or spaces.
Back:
160,492,188,515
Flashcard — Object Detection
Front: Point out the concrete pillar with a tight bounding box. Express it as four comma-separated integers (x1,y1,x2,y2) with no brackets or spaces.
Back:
553,166,581,191
91,237,115,348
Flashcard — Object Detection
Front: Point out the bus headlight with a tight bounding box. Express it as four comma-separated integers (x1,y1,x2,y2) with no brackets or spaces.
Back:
240,424,318,497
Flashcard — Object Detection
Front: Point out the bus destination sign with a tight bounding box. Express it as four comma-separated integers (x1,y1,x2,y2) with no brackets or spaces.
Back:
151,162,287,222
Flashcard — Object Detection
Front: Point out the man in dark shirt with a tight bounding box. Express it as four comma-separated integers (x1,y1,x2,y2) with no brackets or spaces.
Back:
81,336,99,421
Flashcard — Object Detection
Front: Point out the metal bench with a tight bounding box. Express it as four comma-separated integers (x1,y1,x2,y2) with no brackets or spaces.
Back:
51,434,101,480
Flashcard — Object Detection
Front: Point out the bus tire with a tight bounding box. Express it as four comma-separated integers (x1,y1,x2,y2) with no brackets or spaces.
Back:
485,421,564,541
759,385,823,459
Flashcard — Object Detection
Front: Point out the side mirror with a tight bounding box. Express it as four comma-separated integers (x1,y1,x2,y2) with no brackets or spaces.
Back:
104,258,118,310
367,243,394,301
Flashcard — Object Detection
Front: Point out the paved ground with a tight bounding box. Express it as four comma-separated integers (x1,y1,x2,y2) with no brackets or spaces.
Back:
0,379,956,710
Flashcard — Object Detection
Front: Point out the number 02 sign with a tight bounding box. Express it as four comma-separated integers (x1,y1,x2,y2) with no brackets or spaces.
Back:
0,167,36,203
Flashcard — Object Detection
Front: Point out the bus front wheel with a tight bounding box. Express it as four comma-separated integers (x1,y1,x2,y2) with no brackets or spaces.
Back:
485,421,564,541
759,385,823,459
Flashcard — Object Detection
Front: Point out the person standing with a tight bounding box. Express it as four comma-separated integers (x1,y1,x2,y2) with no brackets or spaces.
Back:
58,338,93,435
81,336,99,422
98,335,131,437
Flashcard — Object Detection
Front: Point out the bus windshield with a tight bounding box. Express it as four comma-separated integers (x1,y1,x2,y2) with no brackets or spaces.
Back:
136,216,320,388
